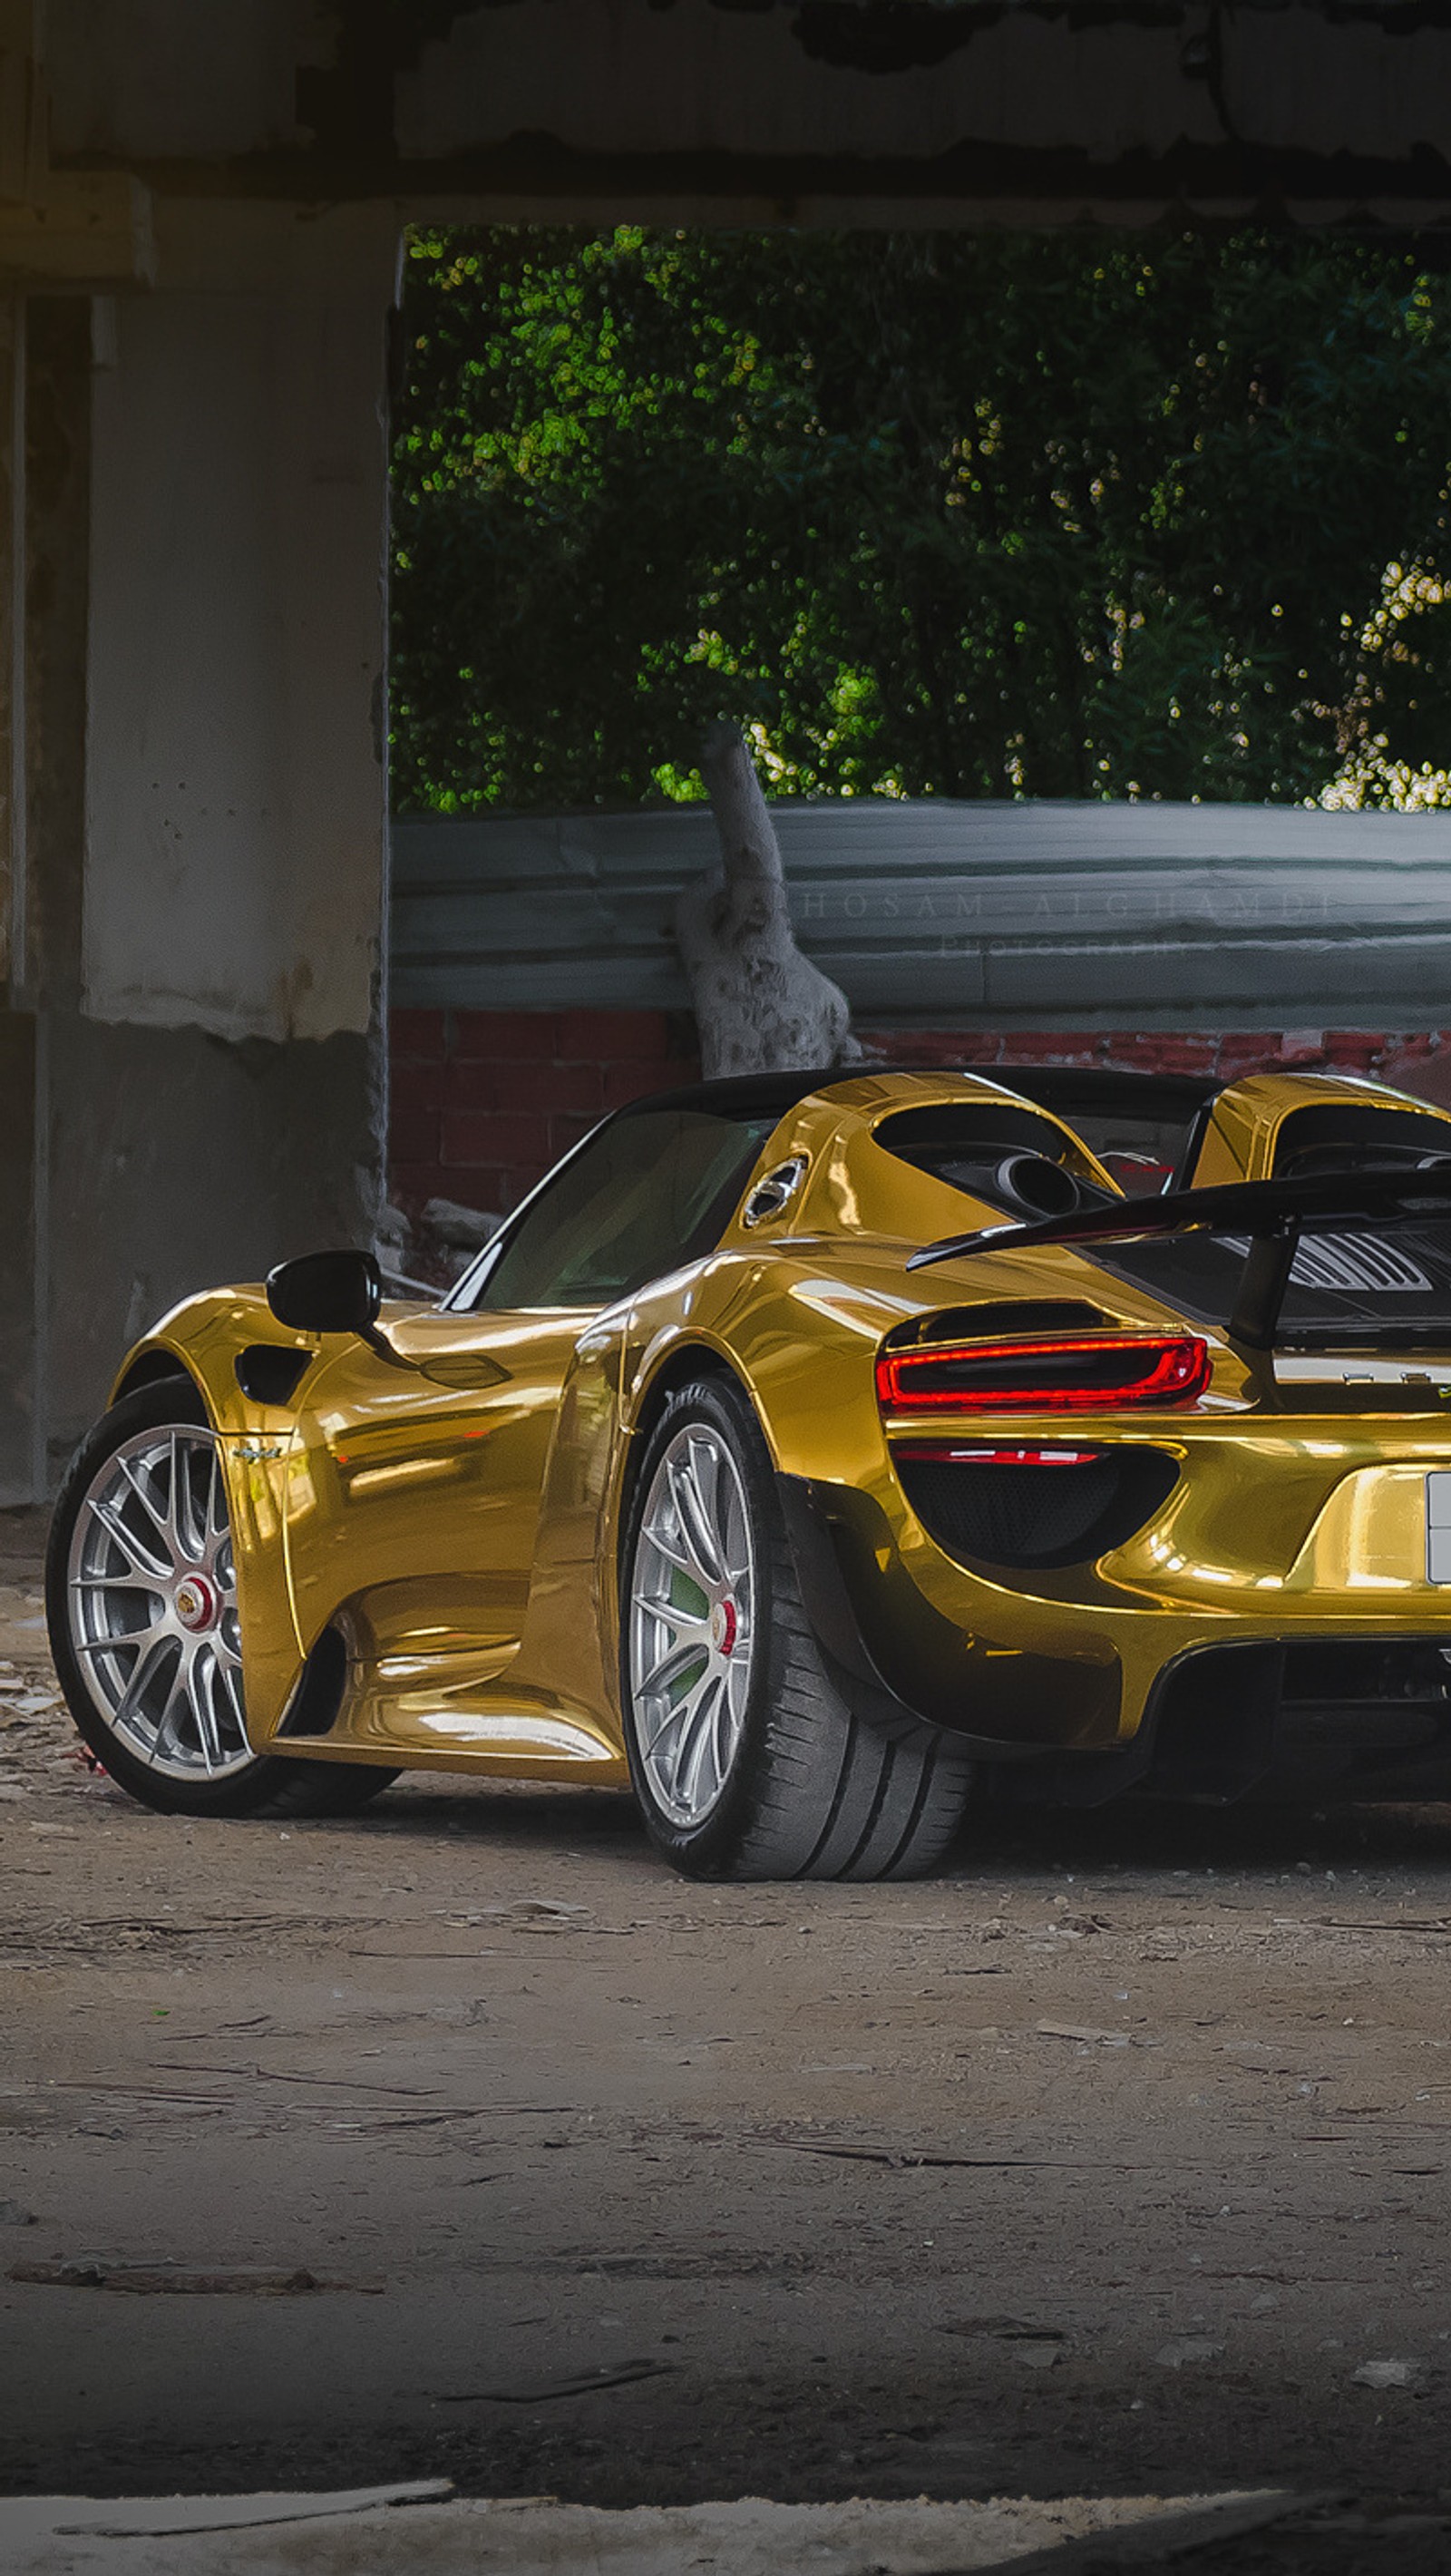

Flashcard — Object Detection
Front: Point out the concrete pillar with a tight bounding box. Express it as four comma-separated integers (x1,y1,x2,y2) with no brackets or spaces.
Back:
0,285,40,1505
5,200,400,1496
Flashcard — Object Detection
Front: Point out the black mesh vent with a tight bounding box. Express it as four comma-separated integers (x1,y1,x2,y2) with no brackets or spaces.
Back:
1281,1639,1451,1710
895,1447,1179,1570
235,1343,311,1406
905,1300,1111,1345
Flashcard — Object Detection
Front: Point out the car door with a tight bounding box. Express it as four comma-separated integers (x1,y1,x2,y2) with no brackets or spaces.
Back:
283,1102,773,1671
283,1303,593,1667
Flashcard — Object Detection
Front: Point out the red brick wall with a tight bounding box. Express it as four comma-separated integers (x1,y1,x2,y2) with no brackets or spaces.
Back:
388,1008,701,1218
387,1008,1451,1216
869,1027,1451,1089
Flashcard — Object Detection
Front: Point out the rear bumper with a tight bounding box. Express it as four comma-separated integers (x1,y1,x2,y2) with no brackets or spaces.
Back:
997,1634,1451,1807
778,1472,1451,1795
778,1472,1119,1754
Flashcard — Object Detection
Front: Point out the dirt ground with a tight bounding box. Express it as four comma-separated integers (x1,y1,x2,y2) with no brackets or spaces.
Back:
7,1507,1451,2570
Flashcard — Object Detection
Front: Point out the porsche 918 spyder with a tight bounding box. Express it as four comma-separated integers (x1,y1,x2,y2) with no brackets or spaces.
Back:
44,1063,1451,1879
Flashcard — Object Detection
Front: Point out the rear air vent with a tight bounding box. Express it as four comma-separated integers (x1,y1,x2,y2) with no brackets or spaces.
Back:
235,1344,311,1406
903,1302,1113,1347
278,1625,349,1737
893,1444,1180,1570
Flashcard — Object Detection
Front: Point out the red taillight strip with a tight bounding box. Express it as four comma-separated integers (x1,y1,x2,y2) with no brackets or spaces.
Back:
890,1443,1102,1467
876,1333,1210,1413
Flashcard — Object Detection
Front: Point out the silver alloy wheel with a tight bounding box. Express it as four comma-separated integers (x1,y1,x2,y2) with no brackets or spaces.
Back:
66,1423,252,1781
628,1421,756,1828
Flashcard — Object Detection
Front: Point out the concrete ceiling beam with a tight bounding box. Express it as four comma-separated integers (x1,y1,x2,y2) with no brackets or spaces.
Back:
35,0,1451,229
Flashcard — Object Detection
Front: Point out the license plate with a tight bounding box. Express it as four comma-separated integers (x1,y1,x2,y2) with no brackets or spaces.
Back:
1427,1473,1451,1583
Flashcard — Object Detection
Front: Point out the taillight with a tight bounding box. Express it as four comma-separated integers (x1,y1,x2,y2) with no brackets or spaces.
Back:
888,1443,1102,1467
875,1334,1210,1414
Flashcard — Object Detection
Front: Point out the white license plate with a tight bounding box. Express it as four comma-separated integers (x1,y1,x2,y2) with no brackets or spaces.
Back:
1427,1474,1451,1583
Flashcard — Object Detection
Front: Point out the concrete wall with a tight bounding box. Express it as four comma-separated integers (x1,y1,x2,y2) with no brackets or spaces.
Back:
84,203,394,1047
0,204,400,1499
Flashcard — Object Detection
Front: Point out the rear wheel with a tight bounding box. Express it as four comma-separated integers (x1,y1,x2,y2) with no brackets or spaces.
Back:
620,1375,974,1879
46,1381,396,1820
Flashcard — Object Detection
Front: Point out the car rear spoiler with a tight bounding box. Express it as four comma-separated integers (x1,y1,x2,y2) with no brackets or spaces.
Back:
906,1167,1451,1351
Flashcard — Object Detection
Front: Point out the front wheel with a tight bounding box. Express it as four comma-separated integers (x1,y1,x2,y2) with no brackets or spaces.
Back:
46,1381,397,1820
620,1375,974,1880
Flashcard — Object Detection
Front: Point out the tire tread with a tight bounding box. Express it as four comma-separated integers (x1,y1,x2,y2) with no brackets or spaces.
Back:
622,1380,973,1881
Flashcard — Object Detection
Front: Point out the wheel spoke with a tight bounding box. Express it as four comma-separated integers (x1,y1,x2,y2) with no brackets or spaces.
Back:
638,1634,709,1704
719,1480,749,1585
673,1674,723,1810
711,1684,735,1787
164,1430,182,1558
190,1649,226,1773
110,1635,177,1738
86,1492,171,1584
644,1683,699,1761
702,1440,735,1569
173,1430,207,1563
213,1618,244,1673
213,1654,247,1740
151,1675,192,1765
690,1437,733,1579
74,1613,166,1661
115,1451,176,1560
638,1587,712,1649
641,1520,696,1578
636,1588,706,1634
667,1454,722,1585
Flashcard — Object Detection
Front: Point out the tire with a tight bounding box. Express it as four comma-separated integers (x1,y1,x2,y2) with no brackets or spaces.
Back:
46,1380,398,1820
619,1373,974,1880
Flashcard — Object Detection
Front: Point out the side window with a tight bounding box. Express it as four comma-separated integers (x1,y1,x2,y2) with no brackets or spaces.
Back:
470,1110,771,1312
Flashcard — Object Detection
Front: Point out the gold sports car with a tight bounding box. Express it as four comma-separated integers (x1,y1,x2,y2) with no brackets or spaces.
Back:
44,1065,1451,1880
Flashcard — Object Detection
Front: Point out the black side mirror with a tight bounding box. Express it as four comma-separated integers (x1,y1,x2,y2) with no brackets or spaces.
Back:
266,1249,382,1337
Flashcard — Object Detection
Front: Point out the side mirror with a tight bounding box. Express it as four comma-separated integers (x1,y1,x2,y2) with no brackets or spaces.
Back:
266,1249,382,1337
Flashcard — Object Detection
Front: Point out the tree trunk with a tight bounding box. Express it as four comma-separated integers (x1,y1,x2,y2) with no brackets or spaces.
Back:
676,722,859,1080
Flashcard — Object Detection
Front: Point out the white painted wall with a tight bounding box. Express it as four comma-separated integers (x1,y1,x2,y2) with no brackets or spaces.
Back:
83,200,399,1044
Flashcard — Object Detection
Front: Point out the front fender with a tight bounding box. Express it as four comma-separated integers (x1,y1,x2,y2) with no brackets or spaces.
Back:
106,1289,320,1746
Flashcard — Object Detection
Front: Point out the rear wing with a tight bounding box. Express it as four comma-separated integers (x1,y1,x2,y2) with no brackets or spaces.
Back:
907,1168,1451,1351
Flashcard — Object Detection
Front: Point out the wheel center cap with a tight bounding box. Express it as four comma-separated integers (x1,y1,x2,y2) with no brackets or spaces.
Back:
711,1597,738,1656
173,1573,218,1633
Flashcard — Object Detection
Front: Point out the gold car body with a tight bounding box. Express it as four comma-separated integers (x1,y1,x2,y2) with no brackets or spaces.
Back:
110,1068,1451,1793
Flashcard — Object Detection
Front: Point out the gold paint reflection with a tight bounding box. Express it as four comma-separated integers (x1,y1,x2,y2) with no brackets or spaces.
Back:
394,1704,615,1761
343,1454,465,1499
